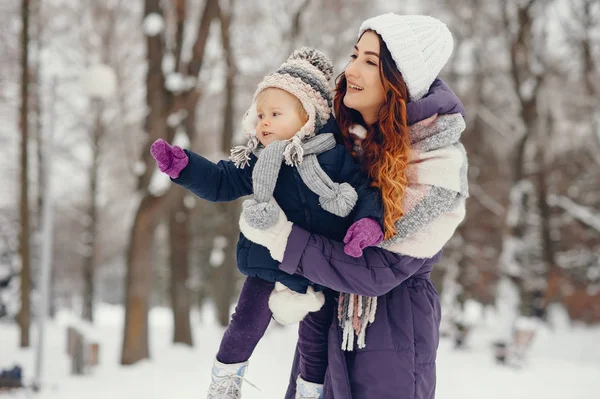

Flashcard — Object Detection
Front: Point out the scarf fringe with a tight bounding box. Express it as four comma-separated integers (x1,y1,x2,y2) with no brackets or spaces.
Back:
339,292,377,350
283,136,304,167
230,136,259,169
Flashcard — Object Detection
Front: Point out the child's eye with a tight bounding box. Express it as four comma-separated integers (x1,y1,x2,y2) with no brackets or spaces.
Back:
257,114,264,119
272,112,279,117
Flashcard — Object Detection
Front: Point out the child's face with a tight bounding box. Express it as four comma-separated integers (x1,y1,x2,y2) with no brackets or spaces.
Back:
255,88,307,146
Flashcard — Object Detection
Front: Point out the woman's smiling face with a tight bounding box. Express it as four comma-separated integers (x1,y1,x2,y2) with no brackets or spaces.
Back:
343,31,386,126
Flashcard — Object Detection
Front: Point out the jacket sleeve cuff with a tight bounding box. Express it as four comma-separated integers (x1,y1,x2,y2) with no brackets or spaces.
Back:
170,149,194,184
279,225,311,275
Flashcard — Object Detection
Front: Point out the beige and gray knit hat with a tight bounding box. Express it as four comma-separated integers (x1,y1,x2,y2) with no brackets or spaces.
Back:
231,48,334,169
359,14,454,101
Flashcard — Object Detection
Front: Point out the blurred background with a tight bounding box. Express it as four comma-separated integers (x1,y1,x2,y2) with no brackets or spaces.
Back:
0,0,599,398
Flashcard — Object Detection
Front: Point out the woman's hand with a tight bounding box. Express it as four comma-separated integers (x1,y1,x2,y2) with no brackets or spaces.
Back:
239,198,293,262
343,218,384,257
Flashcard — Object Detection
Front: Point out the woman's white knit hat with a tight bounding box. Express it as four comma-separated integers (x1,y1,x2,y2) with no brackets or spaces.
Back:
359,14,454,101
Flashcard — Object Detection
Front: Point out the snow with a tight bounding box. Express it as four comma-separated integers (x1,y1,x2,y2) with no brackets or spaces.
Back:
514,315,542,331
165,73,197,93
133,160,146,176
162,53,176,74
172,130,191,149
165,73,186,93
147,168,170,197
167,110,188,128
81,64,117,100
494,276,521,342
208,248,225,268
209,236,228,268
461,299,484,326
183,195,196,210
142,13,165,37
1,303,599,399
548,195,600,233
546,303,572,330
0,266,10,280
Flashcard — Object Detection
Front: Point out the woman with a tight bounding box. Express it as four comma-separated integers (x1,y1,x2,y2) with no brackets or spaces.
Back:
239,13,468,399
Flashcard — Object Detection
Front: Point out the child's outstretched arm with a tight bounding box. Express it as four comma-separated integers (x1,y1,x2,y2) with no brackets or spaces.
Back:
332,145,385,257
151,138,253,202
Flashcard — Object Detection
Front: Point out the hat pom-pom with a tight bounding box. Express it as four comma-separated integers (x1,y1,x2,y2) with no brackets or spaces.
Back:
242,198,280,230
320,183,357,217
288,47,334,82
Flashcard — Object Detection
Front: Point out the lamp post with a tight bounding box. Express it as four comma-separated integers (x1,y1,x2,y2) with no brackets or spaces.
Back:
79,64,116,323
33,63,116,389
33,76,57,391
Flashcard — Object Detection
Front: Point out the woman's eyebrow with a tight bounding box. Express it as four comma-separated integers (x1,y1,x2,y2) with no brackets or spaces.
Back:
354,45,380,58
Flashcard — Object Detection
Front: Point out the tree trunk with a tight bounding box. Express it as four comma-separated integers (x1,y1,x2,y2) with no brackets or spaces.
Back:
122,0,218,364
33,0,43,231
580,0,600,154
18,0,31,349
211,3,240,327
165,0,219,346
121,0,167,365
121,195,166,364
167,76,202,345
499,0,544,293
169,187,193,346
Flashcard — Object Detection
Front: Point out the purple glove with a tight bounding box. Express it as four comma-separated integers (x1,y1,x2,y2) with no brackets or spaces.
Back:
150,138,189,179
343,218,384,258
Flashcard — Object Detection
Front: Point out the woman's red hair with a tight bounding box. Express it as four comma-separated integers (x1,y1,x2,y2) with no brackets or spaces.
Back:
334,30,411,239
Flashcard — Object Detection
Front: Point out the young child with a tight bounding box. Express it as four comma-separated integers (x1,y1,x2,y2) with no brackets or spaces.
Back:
150,48,384,399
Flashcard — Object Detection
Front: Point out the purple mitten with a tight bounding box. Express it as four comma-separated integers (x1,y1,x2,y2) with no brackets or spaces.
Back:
150,138,189,179
343,218,384,258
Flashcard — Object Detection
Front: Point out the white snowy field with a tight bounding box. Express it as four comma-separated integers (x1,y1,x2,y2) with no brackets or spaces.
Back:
1,304,599,399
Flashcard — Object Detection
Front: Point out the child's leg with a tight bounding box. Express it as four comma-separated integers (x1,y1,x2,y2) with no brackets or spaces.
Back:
216,276,274,364
297,290,335,384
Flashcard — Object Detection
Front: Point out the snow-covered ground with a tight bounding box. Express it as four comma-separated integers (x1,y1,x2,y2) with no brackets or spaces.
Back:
1,304,599,399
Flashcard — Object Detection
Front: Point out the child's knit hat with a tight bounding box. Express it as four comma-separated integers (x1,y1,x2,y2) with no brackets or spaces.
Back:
231,48,334,168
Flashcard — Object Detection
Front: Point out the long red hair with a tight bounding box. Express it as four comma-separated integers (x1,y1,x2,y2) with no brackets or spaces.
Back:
334,30,411,239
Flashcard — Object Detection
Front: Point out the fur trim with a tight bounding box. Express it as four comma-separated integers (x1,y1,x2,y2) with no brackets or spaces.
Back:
349,124,368,139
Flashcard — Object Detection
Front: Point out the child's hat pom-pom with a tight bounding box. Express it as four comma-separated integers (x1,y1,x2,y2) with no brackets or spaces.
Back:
288,47,334,82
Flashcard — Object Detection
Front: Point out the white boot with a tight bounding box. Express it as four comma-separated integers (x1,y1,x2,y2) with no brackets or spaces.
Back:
295,375,324,399
207,359,248,399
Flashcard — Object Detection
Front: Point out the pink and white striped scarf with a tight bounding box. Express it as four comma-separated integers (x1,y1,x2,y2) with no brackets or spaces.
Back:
339,113,469,350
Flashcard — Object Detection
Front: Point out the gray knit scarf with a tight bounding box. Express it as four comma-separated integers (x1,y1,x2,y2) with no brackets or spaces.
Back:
232,133,358,230
339,114,468,351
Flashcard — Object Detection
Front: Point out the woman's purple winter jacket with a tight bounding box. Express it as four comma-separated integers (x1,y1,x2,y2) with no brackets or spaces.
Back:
280,79,466,399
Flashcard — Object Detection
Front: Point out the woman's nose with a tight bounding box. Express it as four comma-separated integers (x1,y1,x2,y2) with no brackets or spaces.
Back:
345,62,359,80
